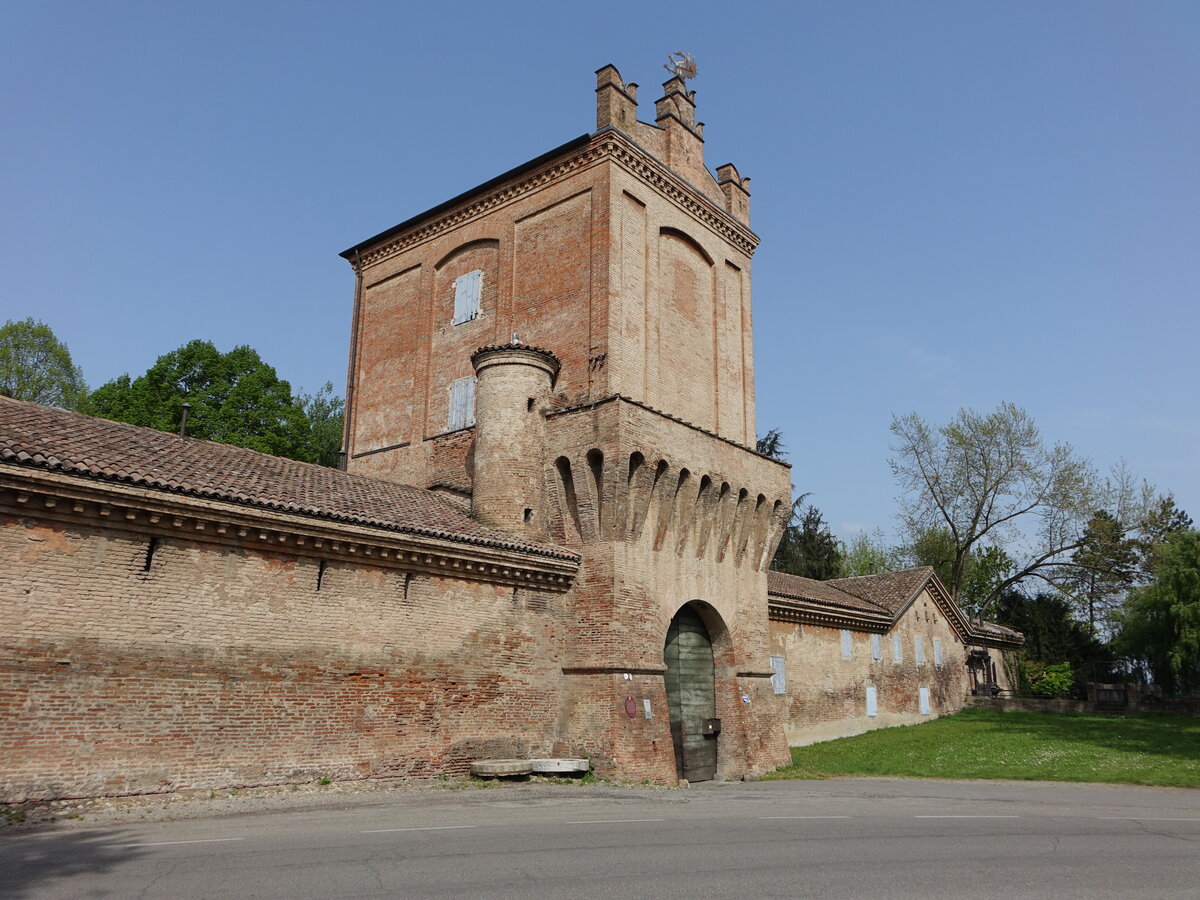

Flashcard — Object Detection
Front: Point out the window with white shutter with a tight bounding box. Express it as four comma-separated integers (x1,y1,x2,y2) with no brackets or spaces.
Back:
919,686,931,715
915,636,925,664
866,685,878,717
892,633,902,662
934,638,943,666
452,270,483,325
841,630,853,658
447,376,476,430
769,656,787,695
870,634,881,660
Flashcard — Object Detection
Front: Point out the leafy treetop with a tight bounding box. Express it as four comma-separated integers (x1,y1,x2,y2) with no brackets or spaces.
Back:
0,318,88,410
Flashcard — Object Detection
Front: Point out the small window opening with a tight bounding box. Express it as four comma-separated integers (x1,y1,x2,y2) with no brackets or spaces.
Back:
523,508,534,524
447,376,476,430
527,397,535,411
142,536,158,572
316,559,327,591
452,270,482,325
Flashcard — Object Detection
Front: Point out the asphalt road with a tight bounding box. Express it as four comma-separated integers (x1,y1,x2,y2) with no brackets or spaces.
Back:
3,778,1199,899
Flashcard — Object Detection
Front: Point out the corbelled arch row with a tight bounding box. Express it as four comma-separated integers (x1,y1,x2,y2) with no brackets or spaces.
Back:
547,445,789,567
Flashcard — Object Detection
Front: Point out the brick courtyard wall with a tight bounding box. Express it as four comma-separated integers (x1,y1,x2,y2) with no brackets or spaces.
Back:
770,587,973,746
0,510,569,803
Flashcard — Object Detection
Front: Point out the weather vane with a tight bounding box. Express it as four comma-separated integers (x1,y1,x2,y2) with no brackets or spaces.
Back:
664,50,698,82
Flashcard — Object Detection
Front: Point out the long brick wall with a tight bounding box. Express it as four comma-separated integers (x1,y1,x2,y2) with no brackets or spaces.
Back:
1,512,568,802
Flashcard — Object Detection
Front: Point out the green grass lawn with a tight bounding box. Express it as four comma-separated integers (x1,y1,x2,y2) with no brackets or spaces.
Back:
766,709,1200,787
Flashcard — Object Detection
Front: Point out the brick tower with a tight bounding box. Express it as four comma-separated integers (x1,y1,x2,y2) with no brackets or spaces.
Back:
340,64,792,781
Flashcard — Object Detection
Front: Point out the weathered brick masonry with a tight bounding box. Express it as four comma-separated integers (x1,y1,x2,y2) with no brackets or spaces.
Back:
768,568,1022,745
0,61,1020,802
0,404,578,802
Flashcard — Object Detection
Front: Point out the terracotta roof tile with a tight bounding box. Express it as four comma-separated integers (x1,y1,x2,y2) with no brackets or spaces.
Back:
827,567,935,614
0,396,577,562
766,570,890,615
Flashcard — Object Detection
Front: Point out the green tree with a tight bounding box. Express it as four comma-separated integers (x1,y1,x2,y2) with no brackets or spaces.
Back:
89,340,317,462
772,502,843,580
1133,497,1193,582
1062,510,1138,636
755,428,786,460
994,590,1115,690
889,402,1155,616
1115,529,1200,696
839,529,903,577
293,381,345,468
905,527,1013,614
0,318,88,410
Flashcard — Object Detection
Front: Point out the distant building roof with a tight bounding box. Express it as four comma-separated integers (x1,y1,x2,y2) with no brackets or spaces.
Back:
766,569,890,616
0,396,577,563
767,565,1023,647
827,566,935,614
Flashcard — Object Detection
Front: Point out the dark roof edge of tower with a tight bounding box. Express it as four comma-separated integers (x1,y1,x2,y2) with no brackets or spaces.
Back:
339,134,593,261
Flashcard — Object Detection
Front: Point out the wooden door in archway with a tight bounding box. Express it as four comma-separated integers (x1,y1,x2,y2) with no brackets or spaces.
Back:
664,605,717,782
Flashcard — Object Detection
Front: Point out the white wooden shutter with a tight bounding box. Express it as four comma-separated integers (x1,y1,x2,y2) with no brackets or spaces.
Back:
915,636,924,663
892,633,902,662
919,686,931,715
447,376,476,430
871,634,881,660
934,638,943,666
452,270,482,325
841,630,853,658
866,685,878,718
769,656,787,695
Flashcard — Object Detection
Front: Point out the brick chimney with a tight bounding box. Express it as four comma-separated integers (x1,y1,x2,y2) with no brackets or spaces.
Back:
595,64,639,132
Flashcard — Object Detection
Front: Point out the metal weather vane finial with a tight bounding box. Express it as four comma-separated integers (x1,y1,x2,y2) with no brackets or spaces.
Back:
664,50,698,82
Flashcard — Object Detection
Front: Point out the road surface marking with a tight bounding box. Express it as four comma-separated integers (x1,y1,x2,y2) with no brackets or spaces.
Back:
125,838,246,847
361,825,477,833
565,818,664,825
759,815,853,819
913,815,1019,819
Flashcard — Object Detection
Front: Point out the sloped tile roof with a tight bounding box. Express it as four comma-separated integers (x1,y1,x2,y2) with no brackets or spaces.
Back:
0,396,577,562
973,620,1024,641
766,570,890,615
827,566,935,614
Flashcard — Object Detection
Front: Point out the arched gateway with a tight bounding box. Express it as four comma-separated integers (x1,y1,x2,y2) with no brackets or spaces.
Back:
663,604,718,782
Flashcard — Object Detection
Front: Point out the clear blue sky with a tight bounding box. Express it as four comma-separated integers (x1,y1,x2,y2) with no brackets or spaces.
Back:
3,1,1197,542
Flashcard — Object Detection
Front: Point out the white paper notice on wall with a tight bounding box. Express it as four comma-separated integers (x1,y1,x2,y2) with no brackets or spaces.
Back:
643,699,653,719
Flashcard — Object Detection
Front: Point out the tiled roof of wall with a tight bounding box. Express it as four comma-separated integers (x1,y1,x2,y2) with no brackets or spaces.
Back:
0,396,577,562
766,570,890,615
827,567,934,613
768,565,1022,646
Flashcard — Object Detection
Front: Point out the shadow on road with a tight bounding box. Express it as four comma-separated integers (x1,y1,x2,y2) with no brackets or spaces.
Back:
0,828,145,899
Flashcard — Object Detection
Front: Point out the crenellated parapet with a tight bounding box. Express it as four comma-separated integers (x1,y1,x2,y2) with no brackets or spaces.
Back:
541,395,791,571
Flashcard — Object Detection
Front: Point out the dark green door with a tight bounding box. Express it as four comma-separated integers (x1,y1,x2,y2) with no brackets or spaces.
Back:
663,606,717,782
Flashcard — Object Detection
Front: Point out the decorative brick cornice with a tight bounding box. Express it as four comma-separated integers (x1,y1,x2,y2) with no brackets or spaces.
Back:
353,132,759,273
1,469,579,592
768,598,893,633
599,130,758,256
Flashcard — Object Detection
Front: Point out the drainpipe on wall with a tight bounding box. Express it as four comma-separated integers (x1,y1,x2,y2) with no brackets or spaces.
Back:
340,249,364,471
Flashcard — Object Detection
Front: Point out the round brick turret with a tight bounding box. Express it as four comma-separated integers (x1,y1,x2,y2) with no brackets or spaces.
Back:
470,342,560,539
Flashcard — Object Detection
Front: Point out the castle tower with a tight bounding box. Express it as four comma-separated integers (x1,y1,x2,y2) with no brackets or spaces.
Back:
340,63,792,782
470,341,559,539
